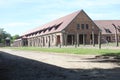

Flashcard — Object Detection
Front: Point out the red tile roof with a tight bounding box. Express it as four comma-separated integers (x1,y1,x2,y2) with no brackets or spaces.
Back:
22,10,82,36
94,20,120,34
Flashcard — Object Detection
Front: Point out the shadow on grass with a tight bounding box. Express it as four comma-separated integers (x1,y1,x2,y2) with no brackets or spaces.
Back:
94,53,120,63
101,53,120,59
0,51,120,80
82,52,120,66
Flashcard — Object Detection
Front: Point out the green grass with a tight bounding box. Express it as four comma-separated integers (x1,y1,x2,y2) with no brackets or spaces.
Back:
4,47,120,55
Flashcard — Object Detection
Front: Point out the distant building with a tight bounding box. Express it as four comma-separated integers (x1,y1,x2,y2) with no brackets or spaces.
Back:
94,20,120,43
5,37,11,46
13,10,120,47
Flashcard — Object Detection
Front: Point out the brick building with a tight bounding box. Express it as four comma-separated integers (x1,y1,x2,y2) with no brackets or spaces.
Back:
94,20,120,43
13,10,120,47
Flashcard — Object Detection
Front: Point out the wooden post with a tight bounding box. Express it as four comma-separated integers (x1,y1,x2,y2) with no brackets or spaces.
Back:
112,24,119,47
61,33,64,47
115,28,119,47
48,36,50,48
83,33,85,46
72,35,74,46
65,33,67,47
77,33,79,47
92,26,95,47
98,30,102,49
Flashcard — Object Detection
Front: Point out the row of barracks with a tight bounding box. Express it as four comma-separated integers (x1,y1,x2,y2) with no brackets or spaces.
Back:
13,10,120,47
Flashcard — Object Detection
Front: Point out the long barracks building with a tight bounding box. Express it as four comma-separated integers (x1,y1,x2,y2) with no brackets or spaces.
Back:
13,10,120,47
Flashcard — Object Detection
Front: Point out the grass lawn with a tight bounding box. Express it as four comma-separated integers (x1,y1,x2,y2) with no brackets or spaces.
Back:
4,47,120,55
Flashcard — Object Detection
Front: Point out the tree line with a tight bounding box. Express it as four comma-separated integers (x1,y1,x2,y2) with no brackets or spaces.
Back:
0,28,19,46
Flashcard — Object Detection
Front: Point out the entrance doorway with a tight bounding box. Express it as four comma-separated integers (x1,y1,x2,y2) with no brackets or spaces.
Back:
79,34,87,44
56,35,60,45
67,35,75,45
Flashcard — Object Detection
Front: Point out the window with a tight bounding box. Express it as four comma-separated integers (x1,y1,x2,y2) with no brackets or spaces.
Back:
39,30,42,34
106,36,111,42
81,24,84,29
86,24,89,29
48,27,53,31
54,22,63,30
43,29,47,33
105,29,111,33
118,29,120,32
77,24,80,29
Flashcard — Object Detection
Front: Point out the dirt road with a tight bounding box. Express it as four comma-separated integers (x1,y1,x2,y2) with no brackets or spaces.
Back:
0,48,120,80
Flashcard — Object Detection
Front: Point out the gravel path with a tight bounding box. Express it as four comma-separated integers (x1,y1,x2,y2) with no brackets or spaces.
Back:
0,48,120,80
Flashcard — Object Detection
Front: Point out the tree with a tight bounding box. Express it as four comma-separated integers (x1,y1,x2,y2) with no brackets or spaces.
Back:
11,34,20,43
12,34,19,40
0,28,11,44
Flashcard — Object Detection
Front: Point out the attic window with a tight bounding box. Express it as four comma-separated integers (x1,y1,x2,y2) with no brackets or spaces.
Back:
35,32,37,35
43,28,47,33
118,29,120,32
39,30,42,34
48,27,53,31
105,29,111,33
54,22,63,30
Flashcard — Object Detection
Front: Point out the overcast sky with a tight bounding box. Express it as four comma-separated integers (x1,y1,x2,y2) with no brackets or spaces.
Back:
0,0,120,36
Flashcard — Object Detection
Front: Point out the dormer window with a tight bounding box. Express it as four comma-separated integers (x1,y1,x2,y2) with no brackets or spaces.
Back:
105,28,111,33
48,27,53,31
39,30,42,34
54,22,63,30
43,28,47,33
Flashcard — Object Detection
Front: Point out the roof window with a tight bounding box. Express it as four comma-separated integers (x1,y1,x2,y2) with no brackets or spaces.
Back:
54,22,63,30
48,26,53,31
105,28,111,33
43,28,47,33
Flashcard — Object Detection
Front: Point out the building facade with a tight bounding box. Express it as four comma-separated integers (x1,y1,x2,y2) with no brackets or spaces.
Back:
94,20,120,43
13,10,120,47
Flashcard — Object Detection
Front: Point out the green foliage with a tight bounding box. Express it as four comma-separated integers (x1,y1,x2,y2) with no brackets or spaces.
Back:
0,28,11,44
12,34,19,40
11,34,20,43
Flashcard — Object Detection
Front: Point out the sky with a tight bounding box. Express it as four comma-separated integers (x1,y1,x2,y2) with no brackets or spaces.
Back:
0,0,120,36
